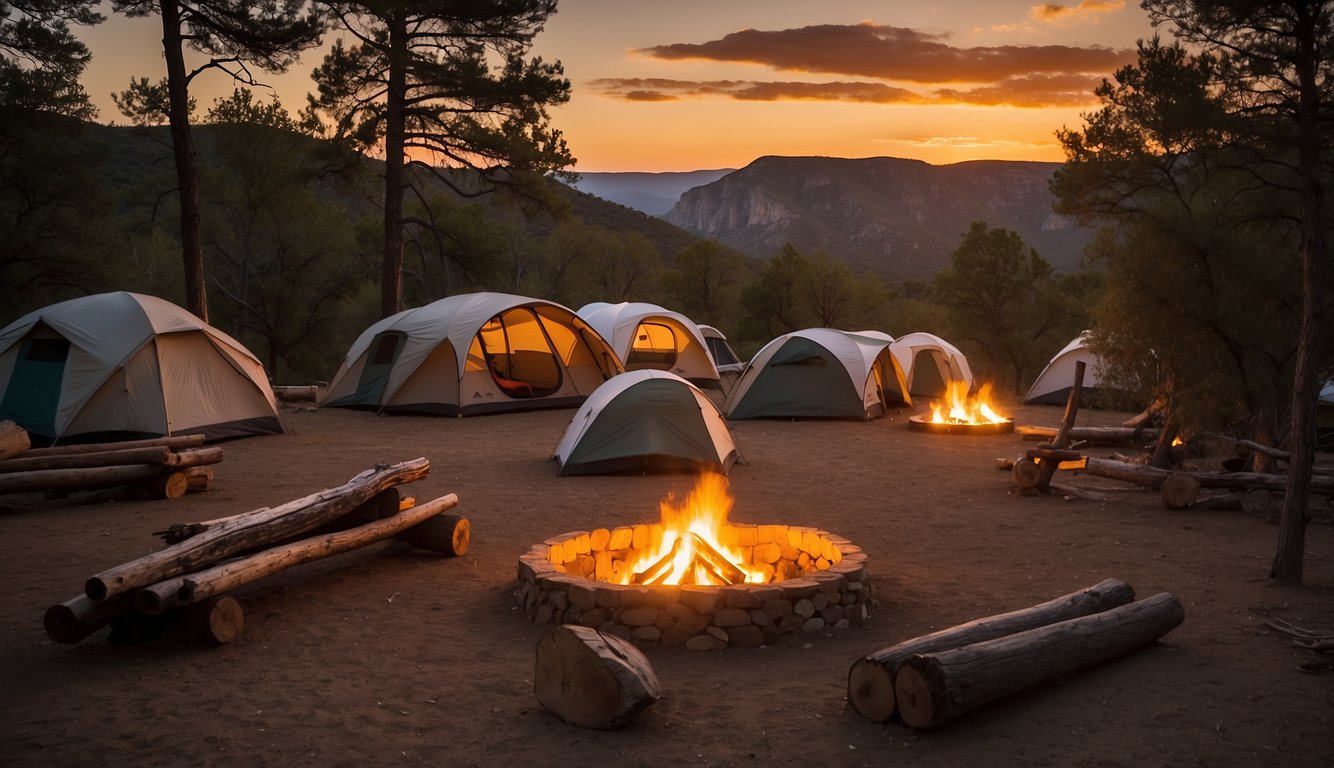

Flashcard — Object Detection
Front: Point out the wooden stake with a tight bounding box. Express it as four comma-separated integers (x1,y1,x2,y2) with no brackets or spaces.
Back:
847,578,1135,723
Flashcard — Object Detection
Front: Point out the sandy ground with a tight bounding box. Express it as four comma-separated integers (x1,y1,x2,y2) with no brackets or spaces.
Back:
1,399,1331,768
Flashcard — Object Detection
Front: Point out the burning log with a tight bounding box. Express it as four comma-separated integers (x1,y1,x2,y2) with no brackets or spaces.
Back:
893,592,1184,729
84,458,431,602
0,420,29,460
631,536,683,585
534,624,662,729
847,578,1135,723
134,493,460,614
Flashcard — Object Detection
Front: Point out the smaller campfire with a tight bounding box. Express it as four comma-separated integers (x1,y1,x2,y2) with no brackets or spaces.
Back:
909,381,1014,435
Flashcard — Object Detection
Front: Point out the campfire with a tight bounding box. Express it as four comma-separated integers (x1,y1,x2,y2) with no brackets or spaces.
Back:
515,473,871,649
909,381,1014,435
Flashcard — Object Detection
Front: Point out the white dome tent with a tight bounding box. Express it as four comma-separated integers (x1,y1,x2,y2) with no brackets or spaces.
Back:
887,332,973,401
577,302,720,386
1024,332,1104,406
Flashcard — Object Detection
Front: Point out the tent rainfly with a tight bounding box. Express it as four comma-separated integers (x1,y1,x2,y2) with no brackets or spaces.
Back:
723,328,910,421
322,292,622,416
1024,332,1104,406
887,332,974,401
552,370,739,475
0,291,282,443
577,302,720,385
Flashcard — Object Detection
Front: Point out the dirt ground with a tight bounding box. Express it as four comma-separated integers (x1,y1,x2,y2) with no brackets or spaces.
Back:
1,398,1331,768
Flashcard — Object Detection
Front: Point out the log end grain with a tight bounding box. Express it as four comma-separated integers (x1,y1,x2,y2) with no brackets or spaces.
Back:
146,471,189,500
1012,458,1043,491
402,514,470,557
534,624,662,729
893,658,949,729
847,656,898,722
1161,472,1201,510
189,596,244,644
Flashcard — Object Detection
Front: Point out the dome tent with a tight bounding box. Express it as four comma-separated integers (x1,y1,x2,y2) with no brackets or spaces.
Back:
697,324,745,376
724,328,910,421
323,292,622,416
0,291,282,443
1024,332,1104,406
887,332,973,401
552,370,738,476
577,302,719,385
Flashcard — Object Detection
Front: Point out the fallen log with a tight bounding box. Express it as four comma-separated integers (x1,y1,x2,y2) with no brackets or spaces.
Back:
43,593,140,644
847,577,1135,723
535,624,662,729
163,446,224,468
145,471,189,500
22,434,206,457
1078,457,1334,495
1161,472,1201,510
0,463,173,495
85,457,431,602
0,445,173,473
1017,426,1160,444
894,592,1184,729
135,492,459,614
400,513,470,556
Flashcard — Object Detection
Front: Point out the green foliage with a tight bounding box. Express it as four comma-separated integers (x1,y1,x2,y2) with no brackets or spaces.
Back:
661,239,750,334
0,1,102,119
113,77,194,126
931,222,1089,393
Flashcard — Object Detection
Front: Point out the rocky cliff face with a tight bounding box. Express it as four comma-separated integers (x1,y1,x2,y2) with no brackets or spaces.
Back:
666,156,1090,282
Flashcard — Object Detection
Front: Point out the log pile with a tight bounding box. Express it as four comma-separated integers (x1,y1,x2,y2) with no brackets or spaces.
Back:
848,578,1183,729
43,458,470,645
0,424,222,502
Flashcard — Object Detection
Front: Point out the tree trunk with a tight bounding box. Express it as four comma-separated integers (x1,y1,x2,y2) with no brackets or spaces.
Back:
534,624,663,729
0,420,29,460
85,458,431,602
380,11,409,317
136,493,460,614
159,0,208,322
847,578,1135,723
1273,7,1326,585
893,592,1184,729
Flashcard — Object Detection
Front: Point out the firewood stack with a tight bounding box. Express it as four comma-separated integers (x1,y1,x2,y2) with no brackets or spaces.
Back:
0,421,222,502
43,458,470,646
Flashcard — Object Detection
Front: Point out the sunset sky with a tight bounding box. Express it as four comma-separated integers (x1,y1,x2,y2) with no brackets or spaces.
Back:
79,1,1158,172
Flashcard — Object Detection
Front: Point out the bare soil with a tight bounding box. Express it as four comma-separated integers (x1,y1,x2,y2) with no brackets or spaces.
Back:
1,400,1331,767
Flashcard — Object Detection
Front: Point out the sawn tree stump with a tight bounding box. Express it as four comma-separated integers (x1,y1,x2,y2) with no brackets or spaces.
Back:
535,624,662,729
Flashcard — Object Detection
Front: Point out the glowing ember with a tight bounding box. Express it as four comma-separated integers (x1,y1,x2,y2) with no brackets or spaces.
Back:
1171,436,1184,447
929,381,1008,425
620,473,767,586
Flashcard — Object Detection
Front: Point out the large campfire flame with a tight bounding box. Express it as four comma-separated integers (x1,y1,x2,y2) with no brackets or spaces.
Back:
930,381,1008,425
622,473,767,587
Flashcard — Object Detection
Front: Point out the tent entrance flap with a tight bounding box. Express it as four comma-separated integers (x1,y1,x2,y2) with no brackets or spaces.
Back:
911,349,948,397
626,322,678,368
353,331,407,406
478,308,564,398
0,335,69,435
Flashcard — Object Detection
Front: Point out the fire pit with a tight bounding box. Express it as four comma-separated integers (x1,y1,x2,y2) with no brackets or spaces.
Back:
908,381,1014,435
515,474,870,650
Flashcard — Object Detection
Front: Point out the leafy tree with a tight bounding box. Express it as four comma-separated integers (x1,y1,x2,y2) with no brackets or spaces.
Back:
0,1,103,118
198,89,374,381
931,222,1081,393
310,0,573,317
739,244,813,341
1141,0,1334,586
110,0,324,322
402,194,506,304
1053,19,1327,581
660,239,749,336
804,249,861,328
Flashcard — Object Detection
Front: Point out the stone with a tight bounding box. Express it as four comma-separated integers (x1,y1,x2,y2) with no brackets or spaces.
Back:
679,586,720,614
726,624,765,648
631,625,662,642
801,617,826,633
687,633,727,651
762,598,794,620
568,583,598,611
673,613,709,636
793,598,815,618
619,606,660,627
713,607,752,627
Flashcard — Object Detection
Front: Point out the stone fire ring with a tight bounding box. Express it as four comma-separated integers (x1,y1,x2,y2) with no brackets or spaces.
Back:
907,415,1015,436
515,523,871,651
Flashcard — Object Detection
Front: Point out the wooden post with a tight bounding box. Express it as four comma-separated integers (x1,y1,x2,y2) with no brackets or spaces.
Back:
893,593,1184,729
85,458,432,602
847,578,1135,723
1036,361,1085,491
535,624,663,729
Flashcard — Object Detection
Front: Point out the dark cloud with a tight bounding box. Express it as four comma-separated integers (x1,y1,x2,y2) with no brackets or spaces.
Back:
1031,1,1126,23
590,75,1104,109
635,22,1133,83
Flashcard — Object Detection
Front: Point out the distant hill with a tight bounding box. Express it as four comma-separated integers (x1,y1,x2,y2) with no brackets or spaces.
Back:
665,156,1091,282
570,169,735,216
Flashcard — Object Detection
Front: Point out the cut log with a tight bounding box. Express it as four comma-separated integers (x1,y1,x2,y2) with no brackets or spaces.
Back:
1241,489,1275,518
1161,472,1201,510
1017,426,1160,444
85,457,431,602
163,446,224,468
400,513,470,556
0,420,29,460
146,472,189,500
183,466,213,492
534,624,662,729
0,446,175,474
43,593,140,644
0,463,170,495
135,493,460,613
22,434,206,457
894,592,1184,729
272,385,319,403
847,577,1135,723
1011,458,1043,491
1079,457,1334,496
188,596,244,644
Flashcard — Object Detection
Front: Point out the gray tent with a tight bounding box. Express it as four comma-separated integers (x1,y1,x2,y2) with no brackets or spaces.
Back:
553,370,738,475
